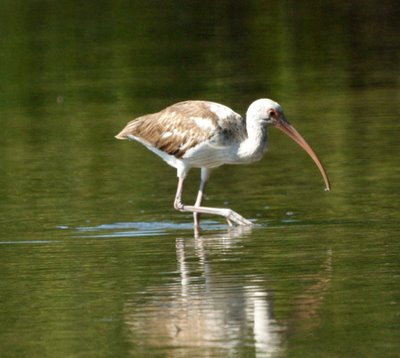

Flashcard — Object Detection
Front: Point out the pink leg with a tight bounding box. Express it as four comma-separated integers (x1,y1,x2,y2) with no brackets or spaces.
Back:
173,176,252,228
193,168,210,228
193,180,206,229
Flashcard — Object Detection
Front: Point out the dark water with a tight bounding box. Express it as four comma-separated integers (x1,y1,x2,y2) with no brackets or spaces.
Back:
1,1,400,357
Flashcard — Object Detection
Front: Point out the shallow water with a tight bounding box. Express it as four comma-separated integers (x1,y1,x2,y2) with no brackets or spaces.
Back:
1,1,400,357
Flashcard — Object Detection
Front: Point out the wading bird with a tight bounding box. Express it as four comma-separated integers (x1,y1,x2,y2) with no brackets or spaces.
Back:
116,99,330,229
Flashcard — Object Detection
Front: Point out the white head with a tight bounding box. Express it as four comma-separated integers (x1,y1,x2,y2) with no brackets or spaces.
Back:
246,98,331,191
246,98,284,126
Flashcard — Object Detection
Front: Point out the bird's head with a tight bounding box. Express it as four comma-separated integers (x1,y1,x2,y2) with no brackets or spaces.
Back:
247,98,283,126
247,98,331,191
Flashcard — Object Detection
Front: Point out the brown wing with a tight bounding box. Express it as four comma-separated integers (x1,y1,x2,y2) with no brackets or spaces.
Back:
115,101,224,158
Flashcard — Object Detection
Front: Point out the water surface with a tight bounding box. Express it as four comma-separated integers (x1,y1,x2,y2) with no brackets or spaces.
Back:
1,1,399,357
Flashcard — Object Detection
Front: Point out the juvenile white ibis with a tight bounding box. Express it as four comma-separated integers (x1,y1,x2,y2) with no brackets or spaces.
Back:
116,99,330,229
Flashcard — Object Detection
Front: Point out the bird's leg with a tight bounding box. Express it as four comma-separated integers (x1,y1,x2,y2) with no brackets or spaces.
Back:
193,168,211,229
174,176,202,234
193,182,205,229
173,176,253,227
173,176,186,211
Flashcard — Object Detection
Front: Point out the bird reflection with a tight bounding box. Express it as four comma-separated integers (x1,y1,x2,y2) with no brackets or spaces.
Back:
124,226,283,357
124,227,332,357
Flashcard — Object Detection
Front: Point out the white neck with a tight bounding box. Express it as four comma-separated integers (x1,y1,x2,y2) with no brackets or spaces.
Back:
237,121,268,163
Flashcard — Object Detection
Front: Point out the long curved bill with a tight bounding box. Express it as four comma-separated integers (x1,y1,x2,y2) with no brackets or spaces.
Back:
275,118,331,191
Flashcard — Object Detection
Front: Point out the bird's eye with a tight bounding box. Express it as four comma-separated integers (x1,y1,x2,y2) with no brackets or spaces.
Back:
268,109,277,118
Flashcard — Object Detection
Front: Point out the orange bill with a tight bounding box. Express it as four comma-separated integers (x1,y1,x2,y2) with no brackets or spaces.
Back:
275,119,331,191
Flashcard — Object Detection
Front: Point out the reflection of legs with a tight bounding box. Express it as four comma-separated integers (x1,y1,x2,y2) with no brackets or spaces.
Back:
173,169,253,228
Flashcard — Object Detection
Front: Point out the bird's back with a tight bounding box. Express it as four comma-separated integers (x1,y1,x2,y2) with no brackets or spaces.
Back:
116,101,247,159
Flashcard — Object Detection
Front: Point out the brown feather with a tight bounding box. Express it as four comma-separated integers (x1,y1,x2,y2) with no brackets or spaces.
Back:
116,101,245,158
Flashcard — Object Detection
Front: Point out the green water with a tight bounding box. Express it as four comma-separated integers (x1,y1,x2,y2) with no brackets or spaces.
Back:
1,1,399,357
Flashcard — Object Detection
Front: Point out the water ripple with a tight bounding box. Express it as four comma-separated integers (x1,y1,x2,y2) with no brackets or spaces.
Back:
74,220,228,238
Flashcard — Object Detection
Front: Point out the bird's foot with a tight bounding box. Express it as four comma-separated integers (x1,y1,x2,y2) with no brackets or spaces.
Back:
223,209,253,226
177,204,253,227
